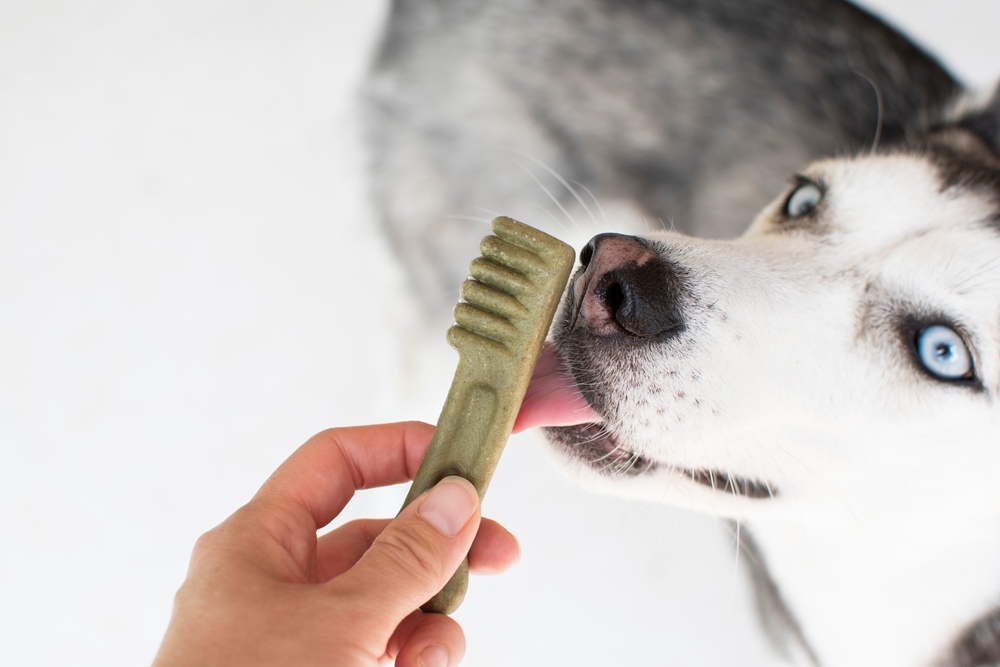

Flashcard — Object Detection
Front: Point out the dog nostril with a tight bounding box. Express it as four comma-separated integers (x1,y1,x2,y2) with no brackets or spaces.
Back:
579,241,594,267
603,281,624,313
594,262,684,338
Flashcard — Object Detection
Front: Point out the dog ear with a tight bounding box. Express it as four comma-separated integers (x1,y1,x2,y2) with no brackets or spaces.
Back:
958,84,1000,159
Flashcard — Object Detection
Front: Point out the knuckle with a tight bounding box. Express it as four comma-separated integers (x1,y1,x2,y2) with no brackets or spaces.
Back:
188,524,237,570
172,577,199,608
190,529,218,563
377,527,446,585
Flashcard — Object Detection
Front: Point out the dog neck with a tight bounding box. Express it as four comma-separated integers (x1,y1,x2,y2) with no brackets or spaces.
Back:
743,505,1000,667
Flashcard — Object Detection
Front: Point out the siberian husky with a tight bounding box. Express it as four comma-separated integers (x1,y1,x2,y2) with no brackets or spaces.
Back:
364,1,1000,665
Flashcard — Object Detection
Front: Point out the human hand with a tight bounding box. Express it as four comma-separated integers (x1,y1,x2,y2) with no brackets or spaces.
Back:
152,422,520,667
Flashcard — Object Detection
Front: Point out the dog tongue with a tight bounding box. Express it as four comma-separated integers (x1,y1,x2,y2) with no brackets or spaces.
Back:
513,342,601,433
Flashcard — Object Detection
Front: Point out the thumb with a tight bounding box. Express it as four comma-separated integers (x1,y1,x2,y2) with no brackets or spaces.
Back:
334,476,481,627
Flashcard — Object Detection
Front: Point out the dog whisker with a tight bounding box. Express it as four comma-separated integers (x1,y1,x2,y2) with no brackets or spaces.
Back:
472,205,504,219
516,163,583,234
444,214,493,225
513,152,603,231
853,70,883,156
727,519,742,622
572,181,610,229
533,201,573,237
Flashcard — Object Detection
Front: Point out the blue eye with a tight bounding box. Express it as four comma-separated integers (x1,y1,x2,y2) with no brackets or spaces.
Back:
916,325,972,380
785,182,822,218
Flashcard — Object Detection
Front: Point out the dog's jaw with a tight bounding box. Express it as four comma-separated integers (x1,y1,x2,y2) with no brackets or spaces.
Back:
518,341,781,503
543,423,777,499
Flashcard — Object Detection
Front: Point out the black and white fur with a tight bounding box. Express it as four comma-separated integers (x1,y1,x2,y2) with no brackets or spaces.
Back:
364,1,1000,665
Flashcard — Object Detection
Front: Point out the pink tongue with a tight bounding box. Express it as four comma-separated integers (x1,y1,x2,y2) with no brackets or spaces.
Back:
513,342,601,433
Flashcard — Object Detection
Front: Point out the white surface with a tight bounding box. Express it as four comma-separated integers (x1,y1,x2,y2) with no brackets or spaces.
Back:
859,0,1000,91
1,2,997,666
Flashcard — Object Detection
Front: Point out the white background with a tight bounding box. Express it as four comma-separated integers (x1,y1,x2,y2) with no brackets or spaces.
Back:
2,1,998,665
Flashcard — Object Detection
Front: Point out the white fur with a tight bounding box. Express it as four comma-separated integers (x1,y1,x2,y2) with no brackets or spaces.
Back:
549,153,1000,666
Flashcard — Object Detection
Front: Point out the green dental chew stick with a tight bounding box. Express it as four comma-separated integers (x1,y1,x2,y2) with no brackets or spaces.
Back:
401,216,575,615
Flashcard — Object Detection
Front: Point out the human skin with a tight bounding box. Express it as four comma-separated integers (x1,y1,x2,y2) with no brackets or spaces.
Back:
152,422,520,667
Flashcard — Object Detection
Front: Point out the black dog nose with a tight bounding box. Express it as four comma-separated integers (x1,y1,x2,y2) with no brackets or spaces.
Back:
572,234,684,338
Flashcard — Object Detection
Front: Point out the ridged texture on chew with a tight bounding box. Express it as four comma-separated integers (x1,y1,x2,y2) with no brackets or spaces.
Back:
401,216,575,614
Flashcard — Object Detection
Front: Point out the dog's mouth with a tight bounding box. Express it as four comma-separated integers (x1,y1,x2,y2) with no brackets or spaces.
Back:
515,343,776,500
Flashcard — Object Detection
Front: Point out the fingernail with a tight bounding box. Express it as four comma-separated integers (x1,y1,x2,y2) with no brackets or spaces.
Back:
418,644,449,667
418,477,478,537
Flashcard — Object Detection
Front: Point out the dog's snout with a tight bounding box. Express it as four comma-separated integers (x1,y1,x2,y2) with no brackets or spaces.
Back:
572,234,684,338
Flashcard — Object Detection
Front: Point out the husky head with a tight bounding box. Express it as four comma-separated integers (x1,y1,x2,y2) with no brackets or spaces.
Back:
527,91,1000,519
518,90,1000,666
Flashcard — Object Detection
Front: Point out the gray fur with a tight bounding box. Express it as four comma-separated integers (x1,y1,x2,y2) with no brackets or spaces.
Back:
940,607,1000,667
364,0,960,314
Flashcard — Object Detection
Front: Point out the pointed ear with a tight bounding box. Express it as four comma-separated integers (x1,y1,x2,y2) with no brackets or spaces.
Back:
959,83,1000,159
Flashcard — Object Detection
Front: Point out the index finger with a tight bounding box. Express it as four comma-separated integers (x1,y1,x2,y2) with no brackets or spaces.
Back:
251,421,435,531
